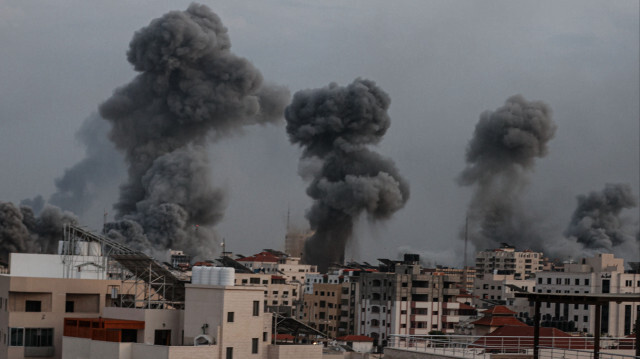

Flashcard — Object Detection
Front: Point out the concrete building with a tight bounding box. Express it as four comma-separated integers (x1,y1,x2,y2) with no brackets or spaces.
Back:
0,252,122,359
534,253,640,336
300,283,343,339
475,245,543,280
284,230,313,259
63,283,324,359
234,272,302,317
473,273,536,319
354,255,463,348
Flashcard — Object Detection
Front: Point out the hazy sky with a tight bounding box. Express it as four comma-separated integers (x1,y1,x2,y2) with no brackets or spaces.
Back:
0,0,638,266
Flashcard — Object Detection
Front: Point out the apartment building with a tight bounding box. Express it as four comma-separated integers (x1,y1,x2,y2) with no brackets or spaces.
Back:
0,252,121,359
234,272,301,317
475,245,543,279
474,273,536,319
534,253,640,336
354,255,463,347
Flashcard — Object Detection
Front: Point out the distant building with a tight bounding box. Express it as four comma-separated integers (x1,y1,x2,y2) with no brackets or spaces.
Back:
475,244,543,280
284,230,313,259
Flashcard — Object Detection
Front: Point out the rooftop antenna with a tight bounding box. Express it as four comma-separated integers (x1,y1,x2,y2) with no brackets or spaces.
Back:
464,215,469,289
102,209,108,234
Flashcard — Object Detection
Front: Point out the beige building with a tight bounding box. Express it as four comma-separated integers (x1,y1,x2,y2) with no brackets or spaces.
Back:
300,283,344,339
234,272,302,317
475,245,543,279
0,274,121,359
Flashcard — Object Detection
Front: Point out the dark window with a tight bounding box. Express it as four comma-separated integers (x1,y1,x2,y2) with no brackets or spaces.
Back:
65,301,74,313
252,338,259,353
25,328,53,347
226,347,233,359
227,312,234,322
263,332,268,342
602,280,610,294
10,328,23,346
25,301,41,312
253,301,260,316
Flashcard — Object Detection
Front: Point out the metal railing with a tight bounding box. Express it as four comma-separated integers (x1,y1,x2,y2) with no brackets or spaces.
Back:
387,335,638,359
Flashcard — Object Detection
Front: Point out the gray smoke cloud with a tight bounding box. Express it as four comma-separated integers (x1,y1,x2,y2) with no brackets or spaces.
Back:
99,3,289,257
459,95,556,251
285,79,410,271
565,183,637,250
48,113,124,213
0,201,77,263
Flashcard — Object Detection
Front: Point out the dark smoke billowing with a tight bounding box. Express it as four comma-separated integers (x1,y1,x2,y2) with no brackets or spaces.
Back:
285,79,410,271
565,183,637,251
98,4,289,257
0,202,77,263
459,95,556,251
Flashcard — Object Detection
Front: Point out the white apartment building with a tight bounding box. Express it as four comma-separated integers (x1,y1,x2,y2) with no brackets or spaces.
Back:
534,253,640,336
475,245,543,279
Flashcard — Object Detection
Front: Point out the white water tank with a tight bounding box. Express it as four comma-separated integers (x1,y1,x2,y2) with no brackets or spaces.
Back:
219,267,235,286
191,266,203,284
202,266,213,285
210,267,221,285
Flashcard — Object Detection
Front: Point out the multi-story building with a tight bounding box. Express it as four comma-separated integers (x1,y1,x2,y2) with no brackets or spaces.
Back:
237,251,317,283
300,283,344,339
432,266,476,292
473,273,535,320
284,229,313,259
475,245,543,279
353,255,463,347
0,251,122,359
234,272,302,317
534,253,640,336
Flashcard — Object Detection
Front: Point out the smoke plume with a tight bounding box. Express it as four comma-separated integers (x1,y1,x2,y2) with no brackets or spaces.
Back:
48,113,125,214
98,4,289,257
459,95,556,251
565,183,637,250
285,79,409,271
0,201,77,263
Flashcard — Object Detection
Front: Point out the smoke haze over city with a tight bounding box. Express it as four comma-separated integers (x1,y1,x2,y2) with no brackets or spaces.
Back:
0,1,638,266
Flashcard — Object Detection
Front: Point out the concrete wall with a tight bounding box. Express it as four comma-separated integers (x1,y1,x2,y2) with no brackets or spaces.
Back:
266,344,322,359
62,336,133,359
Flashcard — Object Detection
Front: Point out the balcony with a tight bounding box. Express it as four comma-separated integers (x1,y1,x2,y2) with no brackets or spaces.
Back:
411,287,430,295
443,288,459,296
24,347,55,357
411,301,430,308
410,314,430,322
441,315,459,323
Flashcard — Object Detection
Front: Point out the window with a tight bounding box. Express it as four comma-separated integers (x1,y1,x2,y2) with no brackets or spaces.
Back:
253,301,260,316
252,338,259,353
25,328,53,347
25,301,42,312
584,316,588,322
584,279,589,286
575,278,580,285
10,328,23,346
65,301,74,313
227,312,234,322
226,347,233,359
263,332,268,342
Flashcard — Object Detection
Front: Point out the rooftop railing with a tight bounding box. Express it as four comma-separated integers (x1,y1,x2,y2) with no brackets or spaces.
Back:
387,335,637,359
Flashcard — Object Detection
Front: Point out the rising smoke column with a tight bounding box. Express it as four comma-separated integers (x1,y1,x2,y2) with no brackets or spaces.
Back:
459,95,556,251
285,79,410,271
99,4,289,257
565,183,637,250
0,201,77,262
48,113,125,214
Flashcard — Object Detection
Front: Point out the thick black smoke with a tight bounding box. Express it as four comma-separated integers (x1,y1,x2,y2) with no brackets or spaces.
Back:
459,95,556,251
565,183,637,250
0,201,77,263
285,79,410,271
99,4,289,257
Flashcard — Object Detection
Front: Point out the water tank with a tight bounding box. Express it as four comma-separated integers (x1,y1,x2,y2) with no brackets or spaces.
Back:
202,266,213,285
75,241,89,256
219,267,235,286
210,267,221,285
191,266,203,284
87,242,102,256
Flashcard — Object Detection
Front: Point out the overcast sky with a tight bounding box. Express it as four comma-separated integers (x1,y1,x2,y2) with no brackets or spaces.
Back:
0,0,638,266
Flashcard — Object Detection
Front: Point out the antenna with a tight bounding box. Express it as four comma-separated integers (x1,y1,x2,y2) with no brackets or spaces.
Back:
464,215,469,290
102,209,108,234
